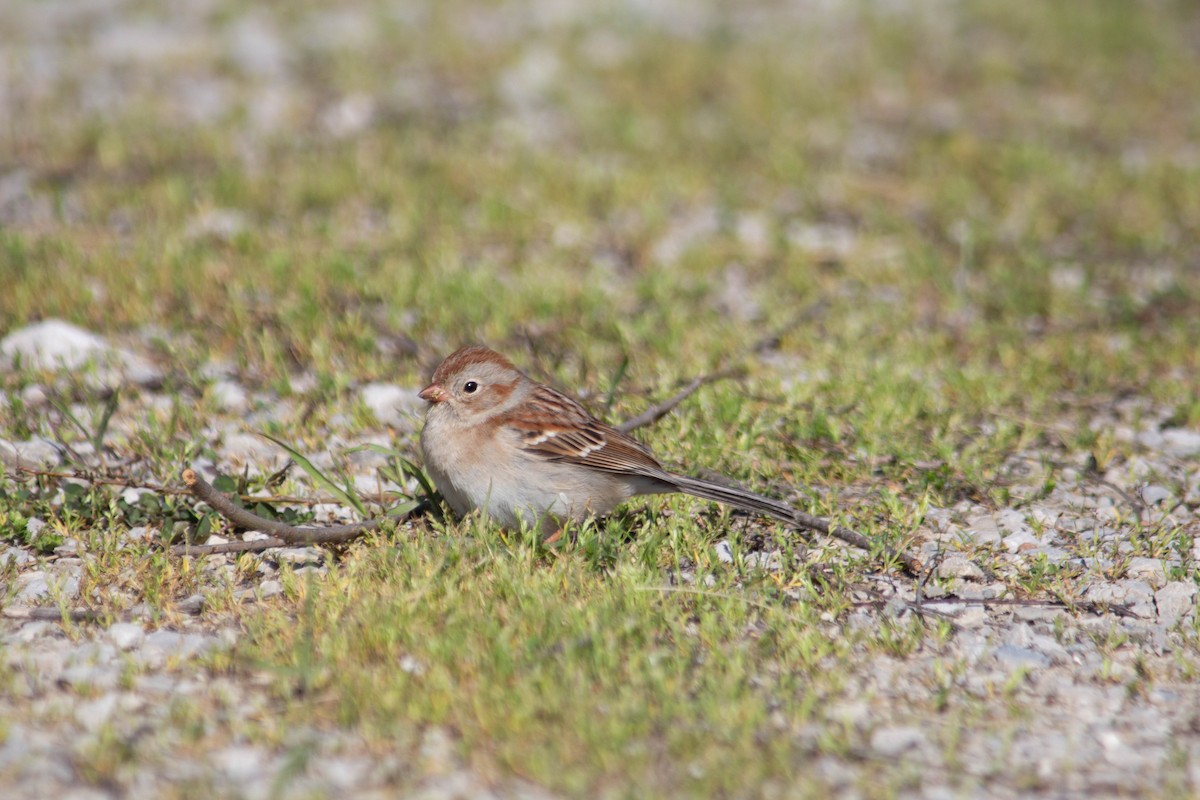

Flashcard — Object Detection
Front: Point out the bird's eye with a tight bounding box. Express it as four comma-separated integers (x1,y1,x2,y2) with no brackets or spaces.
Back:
463,381,478,394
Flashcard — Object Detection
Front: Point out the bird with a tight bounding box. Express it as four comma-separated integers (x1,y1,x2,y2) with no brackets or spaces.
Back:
418,345,798,536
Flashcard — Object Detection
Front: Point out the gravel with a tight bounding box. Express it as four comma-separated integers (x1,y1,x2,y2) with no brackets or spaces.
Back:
2,298,1199,800
2,2,1200,797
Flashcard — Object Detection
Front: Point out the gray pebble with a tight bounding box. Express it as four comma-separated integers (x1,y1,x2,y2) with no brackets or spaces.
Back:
1013,605,1062,623
935,555,983,580
1003,528,1042,553
258,580,283,598
177,594,206,615
213,744,270,782
0,546,33,567
1160,428,1200,457
318,756,373,789
993,645,1051,670
137,630,216,667
0,319,113,371
16,573,51,603
60,789,113,800
0,437,61,469
108,622,145,651
59,663,119,691
995,508,1033,534
1155,582,1197,627
221,431,287,468
1029,634,1071,664
185,208,246,241
274,547,324,566
74,693,120,731
1140,485,1172,506
1126,557,1167,588
0,319,160,386
8,621,61,644
955,605,989,628
870,725,925,757
713,540,733,564
209,379,250,413
963,514,1002,546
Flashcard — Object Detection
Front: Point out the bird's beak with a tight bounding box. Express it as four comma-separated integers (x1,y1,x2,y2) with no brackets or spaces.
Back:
419,383,446,403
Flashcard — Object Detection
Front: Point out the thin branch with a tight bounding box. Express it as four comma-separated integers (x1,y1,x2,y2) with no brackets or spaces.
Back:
1,594,250,625
793,510,924,575
170,537,291,556
1,606,106,623
175,469,423,553
12,465,401,507
617,367,743,434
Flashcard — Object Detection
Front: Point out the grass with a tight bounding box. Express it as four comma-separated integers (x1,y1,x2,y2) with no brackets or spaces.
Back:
242,522,918,796
2,0,1200,795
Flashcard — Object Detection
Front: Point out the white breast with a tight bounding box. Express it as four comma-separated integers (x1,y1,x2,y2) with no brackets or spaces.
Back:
420,410,635,533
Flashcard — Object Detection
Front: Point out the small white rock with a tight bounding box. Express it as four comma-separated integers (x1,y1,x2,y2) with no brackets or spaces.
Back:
318,757,372,790
935,555,984,580
1155,582,1197,627
963,514,1002,546
995,509,1032,534
1003,528,1042,554
0,319,111,371
120,487,152,505
20,384,48,407
993,645,1051,670
209,379,249,413
75,693,120,731
1126,557,1167,589
108,622,145,651
399,654,425,675
0,547,32,567
870,726,924,757
274,547,323,565
1140,485,1172,506
16,572,50,603
360,383,423,428
0,319,158,385
214,745,269,781
0,438,61,468
713,540,734,564
1160,428,1200,457
185,208,247,241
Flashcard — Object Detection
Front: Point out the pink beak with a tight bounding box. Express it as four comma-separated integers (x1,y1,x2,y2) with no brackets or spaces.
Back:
419,383,446,403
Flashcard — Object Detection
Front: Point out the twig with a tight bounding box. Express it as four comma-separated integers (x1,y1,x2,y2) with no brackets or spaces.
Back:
794,510,923,575
2,594,250,625
10,465,397,507
616,367,743,434
173,469,422,554
169,537,291,556
2,606,106,623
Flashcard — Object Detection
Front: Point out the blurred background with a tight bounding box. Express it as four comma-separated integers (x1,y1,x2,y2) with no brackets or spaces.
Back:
3,3,1200,797
3,0,1196,397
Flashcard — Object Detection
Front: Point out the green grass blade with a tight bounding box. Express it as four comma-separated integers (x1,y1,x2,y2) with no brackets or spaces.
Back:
258,433,368,518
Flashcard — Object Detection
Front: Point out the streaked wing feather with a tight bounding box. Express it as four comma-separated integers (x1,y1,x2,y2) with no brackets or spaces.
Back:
507,385,664,476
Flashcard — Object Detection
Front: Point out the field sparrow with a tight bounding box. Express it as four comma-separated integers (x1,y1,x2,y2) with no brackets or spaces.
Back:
419,346,799,535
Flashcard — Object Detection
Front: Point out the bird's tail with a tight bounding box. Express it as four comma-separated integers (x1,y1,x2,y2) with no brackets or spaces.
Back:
664,472,797,526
